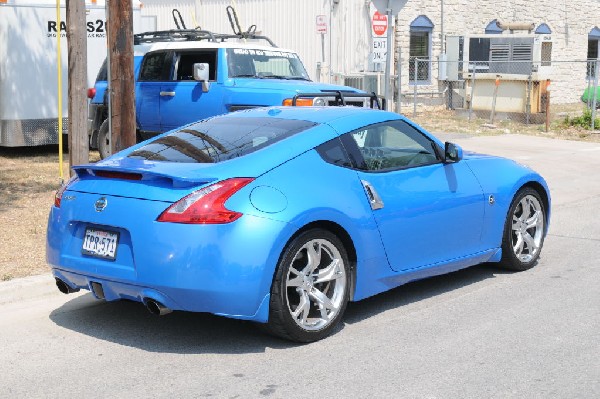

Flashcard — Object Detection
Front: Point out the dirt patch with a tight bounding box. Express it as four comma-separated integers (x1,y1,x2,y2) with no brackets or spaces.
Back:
409,103,600,143
0,146,99,281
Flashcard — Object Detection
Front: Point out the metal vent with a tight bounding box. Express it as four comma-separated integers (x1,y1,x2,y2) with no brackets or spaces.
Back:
541,42,552,66
490,44,510,61
512,44,533,61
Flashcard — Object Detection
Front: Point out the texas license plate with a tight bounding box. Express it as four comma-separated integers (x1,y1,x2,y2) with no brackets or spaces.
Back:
82,228,119,260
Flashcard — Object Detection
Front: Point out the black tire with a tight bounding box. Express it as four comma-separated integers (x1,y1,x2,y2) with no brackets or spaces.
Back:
499,187,546,271
97,119,111,159
265,229,350,342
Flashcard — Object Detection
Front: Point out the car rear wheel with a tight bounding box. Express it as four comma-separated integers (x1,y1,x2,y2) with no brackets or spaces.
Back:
266,229,350,342
500,187,546,271
98,119,111,159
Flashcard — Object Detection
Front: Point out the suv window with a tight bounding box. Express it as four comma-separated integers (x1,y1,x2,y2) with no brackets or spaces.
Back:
139,51,173,81
227,48,309,79
128,117,317,163
175,50,218,81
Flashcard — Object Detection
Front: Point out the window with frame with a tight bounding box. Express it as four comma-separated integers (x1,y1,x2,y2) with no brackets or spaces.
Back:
345,120,439,171
588,37,599,79
175,50,218,81
139,51,172,81
409,15,434,84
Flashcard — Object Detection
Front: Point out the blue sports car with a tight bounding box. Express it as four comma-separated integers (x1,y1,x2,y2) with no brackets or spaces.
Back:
47,106,550,342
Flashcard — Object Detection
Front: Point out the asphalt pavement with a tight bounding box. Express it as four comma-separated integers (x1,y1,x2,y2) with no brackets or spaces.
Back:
1,133,599,398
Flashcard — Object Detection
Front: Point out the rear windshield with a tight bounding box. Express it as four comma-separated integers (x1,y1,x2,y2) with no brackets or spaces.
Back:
128,117,317,163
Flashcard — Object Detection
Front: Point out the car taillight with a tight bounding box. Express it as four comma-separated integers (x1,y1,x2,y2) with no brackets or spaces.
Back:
157,178,254,224
87,88,96,99
54,177,78,208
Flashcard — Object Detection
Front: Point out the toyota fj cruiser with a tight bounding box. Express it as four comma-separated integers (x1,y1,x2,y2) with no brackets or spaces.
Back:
88,29,366,158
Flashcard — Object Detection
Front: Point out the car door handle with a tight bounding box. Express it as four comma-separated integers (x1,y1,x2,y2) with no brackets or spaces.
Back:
361,180,384,210
160,91,176,97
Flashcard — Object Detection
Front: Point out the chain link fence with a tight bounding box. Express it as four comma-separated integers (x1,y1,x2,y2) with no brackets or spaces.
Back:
341,59,600,134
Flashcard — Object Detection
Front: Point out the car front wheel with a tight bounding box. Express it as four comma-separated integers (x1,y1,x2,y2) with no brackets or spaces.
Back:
500,187,546,271
266,229,350,342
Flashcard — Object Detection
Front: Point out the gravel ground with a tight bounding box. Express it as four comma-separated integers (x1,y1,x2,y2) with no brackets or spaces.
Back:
0,146,99,281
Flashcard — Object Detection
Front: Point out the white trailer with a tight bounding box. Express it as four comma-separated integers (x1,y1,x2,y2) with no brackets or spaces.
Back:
0,0,143,147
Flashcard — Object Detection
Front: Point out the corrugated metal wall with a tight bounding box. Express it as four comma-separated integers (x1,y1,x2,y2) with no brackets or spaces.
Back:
141,0,197,31
141,0,374,83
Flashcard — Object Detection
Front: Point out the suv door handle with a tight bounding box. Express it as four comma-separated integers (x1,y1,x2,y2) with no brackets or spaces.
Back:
160,91,176,97
361,180,384,210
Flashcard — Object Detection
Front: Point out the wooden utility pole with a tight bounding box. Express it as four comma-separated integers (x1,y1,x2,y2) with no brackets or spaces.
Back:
107,0,136,153
66,0,89,171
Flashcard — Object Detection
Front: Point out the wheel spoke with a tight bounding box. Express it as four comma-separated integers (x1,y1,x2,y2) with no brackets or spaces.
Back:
292,291,310,324
287,266,304,287
513,232,524,255
519,197,531,218
313,259,343,284
309,288,337,313
522,231,536,253
305,242,322,274
525,211,541,230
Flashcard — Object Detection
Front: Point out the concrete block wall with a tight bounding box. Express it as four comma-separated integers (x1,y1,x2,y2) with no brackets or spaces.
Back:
395,0,599,104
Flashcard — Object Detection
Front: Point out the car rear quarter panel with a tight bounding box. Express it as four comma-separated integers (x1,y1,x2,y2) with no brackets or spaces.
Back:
227,149,393,301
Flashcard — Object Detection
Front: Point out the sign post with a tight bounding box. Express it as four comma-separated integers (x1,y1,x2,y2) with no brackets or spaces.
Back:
316,15,327,66
371,0,407,110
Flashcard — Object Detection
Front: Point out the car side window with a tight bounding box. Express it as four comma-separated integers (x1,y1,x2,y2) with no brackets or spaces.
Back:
175,51,218,81
347,120,440,171
139,51,172,81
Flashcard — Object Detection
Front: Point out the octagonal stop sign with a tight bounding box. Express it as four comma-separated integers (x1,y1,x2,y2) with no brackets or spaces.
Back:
372,12,387,36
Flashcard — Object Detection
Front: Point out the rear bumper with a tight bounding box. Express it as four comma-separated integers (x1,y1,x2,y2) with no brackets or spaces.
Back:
47,198,291,323
52,268,271,321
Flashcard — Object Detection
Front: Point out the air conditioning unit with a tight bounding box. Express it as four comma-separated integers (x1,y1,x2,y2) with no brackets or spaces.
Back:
445,33,552,81
444,33,552,113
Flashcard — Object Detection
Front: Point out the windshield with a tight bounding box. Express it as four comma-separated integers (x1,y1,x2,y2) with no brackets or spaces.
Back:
227,48,310,80
128,117,317,163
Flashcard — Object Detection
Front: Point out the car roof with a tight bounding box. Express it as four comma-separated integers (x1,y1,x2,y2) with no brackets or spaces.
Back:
219,106,443,147
134,41,298,55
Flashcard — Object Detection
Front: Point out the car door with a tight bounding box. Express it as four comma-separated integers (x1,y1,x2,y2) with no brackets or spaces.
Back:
343,120,486,272
159,49,223,132
136,51,173,133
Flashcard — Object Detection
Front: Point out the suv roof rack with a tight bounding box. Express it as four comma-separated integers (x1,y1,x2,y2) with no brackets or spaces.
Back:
291,91,384,110
133,29,277,47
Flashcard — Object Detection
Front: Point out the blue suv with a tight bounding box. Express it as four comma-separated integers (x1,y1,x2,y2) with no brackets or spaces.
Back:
88,30,365,158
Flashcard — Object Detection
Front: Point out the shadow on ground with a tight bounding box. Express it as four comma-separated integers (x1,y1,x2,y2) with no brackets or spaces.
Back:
49,263,510,354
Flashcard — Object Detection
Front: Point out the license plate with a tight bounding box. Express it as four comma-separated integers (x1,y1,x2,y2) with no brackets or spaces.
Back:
82,228,119,260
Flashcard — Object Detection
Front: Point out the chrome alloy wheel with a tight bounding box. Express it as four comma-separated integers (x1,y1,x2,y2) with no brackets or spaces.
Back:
511,194,544,263
285,238,347,331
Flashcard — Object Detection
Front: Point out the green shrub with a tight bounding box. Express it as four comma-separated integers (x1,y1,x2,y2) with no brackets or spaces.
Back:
563,108,600,129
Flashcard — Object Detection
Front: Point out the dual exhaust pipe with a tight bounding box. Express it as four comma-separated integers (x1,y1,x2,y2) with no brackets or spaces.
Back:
55,278,172,316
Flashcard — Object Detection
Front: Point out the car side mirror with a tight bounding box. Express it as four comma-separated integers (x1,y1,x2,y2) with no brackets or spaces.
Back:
193,63,211,92
444,142,463,163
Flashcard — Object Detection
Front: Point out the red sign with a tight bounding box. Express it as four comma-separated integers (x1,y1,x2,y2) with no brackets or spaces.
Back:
316,15,327,34
372,11,387,36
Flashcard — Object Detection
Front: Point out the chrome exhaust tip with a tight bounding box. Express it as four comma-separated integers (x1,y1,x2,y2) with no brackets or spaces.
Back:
144,299,172,316
55,278,79,294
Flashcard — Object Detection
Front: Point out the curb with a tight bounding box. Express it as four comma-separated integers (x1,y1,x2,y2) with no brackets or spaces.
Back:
0,273,58,306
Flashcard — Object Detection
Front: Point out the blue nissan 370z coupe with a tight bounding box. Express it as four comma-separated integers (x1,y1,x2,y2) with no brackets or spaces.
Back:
47,106,550,342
